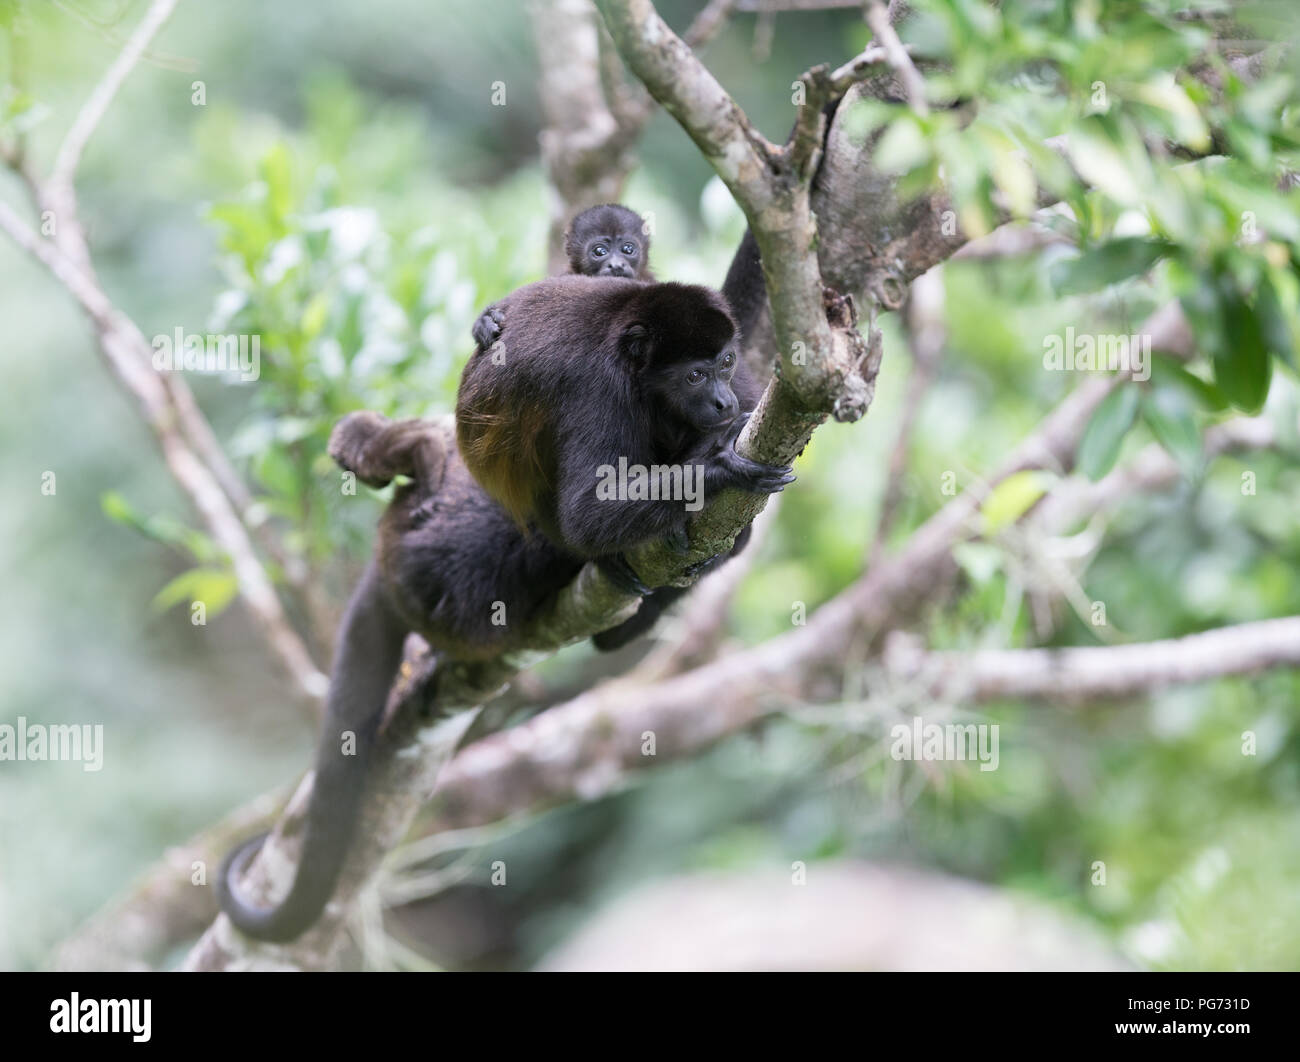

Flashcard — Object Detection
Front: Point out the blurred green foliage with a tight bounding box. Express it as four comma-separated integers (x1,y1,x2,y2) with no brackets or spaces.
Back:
1,0,1298,971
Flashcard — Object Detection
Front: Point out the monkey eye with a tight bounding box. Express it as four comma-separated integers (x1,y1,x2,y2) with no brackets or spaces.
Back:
720,351,735,368
591,244,609,258
687,368,706,384
621,242,637,255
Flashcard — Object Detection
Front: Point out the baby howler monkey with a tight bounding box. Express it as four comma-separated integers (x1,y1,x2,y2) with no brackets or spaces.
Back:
471,203,653,350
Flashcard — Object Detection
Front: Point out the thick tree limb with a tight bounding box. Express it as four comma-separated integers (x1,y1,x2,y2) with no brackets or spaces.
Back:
597,0,879,423
73,0,1272,969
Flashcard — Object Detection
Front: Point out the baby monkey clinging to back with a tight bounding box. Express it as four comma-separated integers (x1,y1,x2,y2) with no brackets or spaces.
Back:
563,202,654,280
472,203,653,348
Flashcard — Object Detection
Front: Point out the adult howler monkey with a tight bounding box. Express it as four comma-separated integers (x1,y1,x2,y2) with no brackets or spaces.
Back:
456,275,791,597
471,203,654,350
216,277,787,942
324,207,767,651
463,207,770,648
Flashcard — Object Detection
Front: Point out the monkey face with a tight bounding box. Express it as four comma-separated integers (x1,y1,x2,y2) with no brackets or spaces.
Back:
581,233,643,278
565,204,651,279
644,345,741,431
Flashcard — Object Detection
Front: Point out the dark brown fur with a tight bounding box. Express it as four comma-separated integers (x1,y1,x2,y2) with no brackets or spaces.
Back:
216,249,779,943
217,418,582,942
471,203,654,349
456,275,782,571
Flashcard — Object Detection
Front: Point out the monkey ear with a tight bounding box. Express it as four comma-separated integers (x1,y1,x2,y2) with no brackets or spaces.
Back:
619,323,652,368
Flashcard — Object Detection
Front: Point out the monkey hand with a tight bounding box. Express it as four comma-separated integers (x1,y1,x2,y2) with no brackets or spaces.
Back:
595,552,653,596
711,448,794,497
710,412,793,492
471,304,506,349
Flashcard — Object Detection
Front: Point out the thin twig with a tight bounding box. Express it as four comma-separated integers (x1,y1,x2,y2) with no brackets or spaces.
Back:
0,201,328,705
49,0,198,73
869,267,943,565
1,0,328,701
683,0,737,49
865,0,928,115
50,0,181,194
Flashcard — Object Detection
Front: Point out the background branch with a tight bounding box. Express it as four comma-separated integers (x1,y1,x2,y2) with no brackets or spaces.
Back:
883,615,1300,702
0,0,328,704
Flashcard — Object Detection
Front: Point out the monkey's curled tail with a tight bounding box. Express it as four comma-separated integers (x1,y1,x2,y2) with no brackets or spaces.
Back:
216,562,409,942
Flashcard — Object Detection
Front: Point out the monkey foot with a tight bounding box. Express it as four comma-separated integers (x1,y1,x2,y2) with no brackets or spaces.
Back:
329,411,396,487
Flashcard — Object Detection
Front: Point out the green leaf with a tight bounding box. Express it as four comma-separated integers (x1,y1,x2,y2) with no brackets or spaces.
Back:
981,470,1056,532
300,292,330,340
1049,237,1172,296
1132,75,1210,154
976,123,1037,218
1068,114,1147,207
100,493,217,562
874,116,932,176
1150,356,1228,412
1142,387,1203,479
838,98,895,145
1176,268,1226,351
152,567,238,616
1077,384,1140,480
260,142,294,225
1214,290,1273,414
1256,270,1296,370
101,490,143,529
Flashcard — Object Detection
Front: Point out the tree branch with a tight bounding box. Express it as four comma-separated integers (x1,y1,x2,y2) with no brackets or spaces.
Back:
883,615,1300,702
532,0,633,271
865,0,927,115
869,266,942,564
0,2,329,706
60,392,1275,968
49,0,181,196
